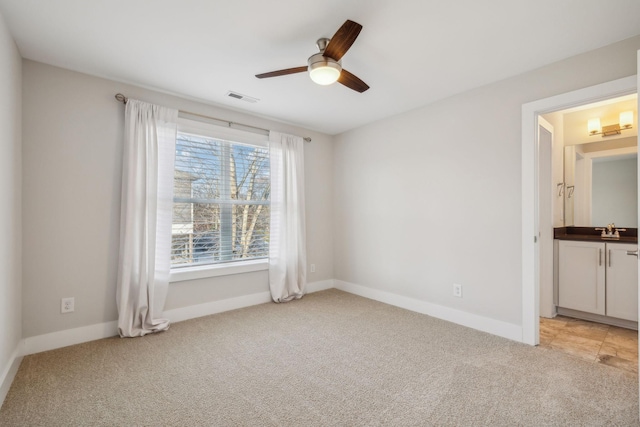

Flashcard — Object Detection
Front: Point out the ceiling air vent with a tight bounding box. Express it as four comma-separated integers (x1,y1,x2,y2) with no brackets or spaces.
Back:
226,91,259,103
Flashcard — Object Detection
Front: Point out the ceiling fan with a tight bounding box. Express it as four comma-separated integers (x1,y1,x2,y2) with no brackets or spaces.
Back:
255,20,370,93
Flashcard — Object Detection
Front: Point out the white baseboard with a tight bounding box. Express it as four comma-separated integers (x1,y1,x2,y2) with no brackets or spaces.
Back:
23,293,273,355
0,342,24,407
24,321,118,356
334,280,523,343
163,280,334,323
19,279,522,360
21,281,333,357
163,291,272,323
306,279,335,293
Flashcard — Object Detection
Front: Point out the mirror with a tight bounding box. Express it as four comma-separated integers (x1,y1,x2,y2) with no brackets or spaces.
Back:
564,137,638,227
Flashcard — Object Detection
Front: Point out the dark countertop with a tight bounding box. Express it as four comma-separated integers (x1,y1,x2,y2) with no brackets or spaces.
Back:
554,227,638,244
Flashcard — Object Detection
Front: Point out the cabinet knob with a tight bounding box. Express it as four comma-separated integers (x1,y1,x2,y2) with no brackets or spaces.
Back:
627,250,639,257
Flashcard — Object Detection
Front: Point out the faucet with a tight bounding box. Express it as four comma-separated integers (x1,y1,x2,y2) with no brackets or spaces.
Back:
596,223,615,237
596,223,625,238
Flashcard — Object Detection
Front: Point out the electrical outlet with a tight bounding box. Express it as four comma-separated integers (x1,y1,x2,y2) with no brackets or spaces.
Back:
61,297,75,313
453,284,462,298
310,264,316,273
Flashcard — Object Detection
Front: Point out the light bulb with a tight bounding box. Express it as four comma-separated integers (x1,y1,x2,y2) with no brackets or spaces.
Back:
619,111,633,128
587,118,601,135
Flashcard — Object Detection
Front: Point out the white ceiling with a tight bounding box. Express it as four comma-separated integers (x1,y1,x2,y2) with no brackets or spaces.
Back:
2,0,640,135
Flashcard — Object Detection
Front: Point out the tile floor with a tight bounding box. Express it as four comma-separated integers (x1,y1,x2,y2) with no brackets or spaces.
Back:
540,316,638,374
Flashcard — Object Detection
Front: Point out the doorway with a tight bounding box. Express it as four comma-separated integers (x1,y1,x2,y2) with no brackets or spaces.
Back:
540,94,638,317
521,75,637,346
537,95,638,371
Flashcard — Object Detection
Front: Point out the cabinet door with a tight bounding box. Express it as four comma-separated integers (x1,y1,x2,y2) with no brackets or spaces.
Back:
606,243,638,322
558,240,606,315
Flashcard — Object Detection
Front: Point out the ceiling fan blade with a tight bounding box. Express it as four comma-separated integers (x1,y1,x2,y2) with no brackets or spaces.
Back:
338,69,369,93
255,66,308,79
323,20,363,61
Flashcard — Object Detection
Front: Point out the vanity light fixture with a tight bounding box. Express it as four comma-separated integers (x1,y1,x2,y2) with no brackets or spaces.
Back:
588,111,634,137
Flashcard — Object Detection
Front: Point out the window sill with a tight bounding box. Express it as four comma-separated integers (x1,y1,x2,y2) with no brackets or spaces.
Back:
170,259,269,283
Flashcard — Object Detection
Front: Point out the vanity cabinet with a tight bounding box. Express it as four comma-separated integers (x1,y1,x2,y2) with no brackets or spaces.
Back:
558,240,638,322
558,241,605,316
606,243,639,321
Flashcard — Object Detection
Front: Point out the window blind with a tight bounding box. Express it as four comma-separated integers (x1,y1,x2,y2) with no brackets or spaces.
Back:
171,132,270,267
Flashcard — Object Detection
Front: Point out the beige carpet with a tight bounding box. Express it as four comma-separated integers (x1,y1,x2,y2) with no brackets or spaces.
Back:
1,289,638,426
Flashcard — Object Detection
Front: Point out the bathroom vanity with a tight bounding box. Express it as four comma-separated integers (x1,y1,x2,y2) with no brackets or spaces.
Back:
552,121,639,328
554,227,638,328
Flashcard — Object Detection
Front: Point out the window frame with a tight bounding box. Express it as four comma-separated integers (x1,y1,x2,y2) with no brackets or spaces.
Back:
169,117,270,282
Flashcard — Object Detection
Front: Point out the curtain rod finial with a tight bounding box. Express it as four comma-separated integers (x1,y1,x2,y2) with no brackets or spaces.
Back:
115,93,128,104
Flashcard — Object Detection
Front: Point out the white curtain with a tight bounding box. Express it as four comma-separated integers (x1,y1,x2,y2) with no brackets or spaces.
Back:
116,99,178,337
268,132,307,302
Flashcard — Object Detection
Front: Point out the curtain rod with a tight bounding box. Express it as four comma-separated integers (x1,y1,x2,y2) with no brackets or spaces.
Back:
114,93,311,143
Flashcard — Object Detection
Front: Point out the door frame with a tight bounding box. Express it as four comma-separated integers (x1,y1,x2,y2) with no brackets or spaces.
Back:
521,75,636,345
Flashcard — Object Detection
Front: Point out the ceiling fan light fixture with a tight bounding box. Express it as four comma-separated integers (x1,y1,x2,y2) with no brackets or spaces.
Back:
310,65,341,85
308,53,341,85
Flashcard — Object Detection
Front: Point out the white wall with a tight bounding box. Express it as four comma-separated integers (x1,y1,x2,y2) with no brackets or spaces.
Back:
0,10,22,400
333,35,640,328
22,60,334,338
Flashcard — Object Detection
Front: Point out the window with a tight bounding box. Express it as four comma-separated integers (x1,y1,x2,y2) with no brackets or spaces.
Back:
171,123,270,273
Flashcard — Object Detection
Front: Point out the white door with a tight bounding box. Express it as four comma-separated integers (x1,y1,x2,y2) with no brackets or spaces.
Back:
538,117,554,318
